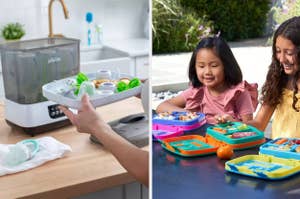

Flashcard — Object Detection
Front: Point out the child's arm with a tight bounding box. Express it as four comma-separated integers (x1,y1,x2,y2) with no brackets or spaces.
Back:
156,95,186,113
246,103,275,131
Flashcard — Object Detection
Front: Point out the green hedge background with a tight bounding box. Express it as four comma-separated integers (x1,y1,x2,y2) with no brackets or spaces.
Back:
153,0,270,54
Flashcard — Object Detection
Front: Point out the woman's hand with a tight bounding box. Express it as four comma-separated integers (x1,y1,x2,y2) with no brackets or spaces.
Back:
59,94,109,134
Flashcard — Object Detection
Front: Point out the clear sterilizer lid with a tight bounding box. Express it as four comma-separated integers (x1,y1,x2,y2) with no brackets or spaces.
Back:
0,37,80,51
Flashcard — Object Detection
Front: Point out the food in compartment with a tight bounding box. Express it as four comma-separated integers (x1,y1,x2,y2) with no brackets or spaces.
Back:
236,123,249,131
156,112,175,120
93,79,111,88
291,139,300,145
231,131,256,138
155,111,199,121
119,77,131,84
213,127,227,134
179,112,198,121
63,72,141,96
274,138,288,145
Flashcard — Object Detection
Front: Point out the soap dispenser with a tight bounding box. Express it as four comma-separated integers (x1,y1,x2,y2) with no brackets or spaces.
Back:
85,12,93,46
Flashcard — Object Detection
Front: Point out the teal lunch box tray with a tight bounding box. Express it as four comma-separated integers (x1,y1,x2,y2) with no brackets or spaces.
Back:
206,122,265,145
225,154,300,180
259,138,300,160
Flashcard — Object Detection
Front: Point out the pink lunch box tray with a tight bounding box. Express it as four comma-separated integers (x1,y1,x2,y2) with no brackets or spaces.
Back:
152,129,184,141
152,111,206,132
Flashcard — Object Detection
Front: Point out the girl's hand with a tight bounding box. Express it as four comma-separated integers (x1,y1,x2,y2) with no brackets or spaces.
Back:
215,114,234,124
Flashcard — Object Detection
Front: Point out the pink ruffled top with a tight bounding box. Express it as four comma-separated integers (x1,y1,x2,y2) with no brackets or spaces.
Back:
181,81,258,124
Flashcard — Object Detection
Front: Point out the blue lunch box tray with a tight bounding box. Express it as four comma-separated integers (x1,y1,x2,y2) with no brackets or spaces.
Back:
259,138,300,160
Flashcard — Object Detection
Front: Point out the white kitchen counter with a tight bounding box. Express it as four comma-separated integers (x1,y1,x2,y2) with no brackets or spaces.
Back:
105,38,150,57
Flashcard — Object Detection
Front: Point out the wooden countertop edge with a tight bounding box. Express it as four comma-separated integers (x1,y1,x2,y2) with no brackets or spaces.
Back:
17,173,135,199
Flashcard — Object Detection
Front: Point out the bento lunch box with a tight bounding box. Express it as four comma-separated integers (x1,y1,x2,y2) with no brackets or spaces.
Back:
206,122,265,150
152,111,206,132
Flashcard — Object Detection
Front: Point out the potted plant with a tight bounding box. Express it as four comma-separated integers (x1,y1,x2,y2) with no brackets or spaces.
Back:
1,22,25,41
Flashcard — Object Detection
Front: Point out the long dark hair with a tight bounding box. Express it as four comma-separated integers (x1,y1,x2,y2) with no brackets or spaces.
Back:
188,36,242,88
261,16,300,110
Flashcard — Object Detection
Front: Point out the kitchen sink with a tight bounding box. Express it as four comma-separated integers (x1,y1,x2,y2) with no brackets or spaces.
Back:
80,46,129,62
80,46,133,76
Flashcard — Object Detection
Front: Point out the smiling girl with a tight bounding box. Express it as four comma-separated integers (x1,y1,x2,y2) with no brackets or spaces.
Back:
156,36,258,124
248,16,300,138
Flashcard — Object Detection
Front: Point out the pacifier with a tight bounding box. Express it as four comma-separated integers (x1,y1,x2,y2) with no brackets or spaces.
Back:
3,139,39,167
78,81,96,97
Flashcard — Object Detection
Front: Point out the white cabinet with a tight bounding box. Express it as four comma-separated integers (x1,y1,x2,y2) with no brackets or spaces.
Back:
73,182,148,199
134,56,149,79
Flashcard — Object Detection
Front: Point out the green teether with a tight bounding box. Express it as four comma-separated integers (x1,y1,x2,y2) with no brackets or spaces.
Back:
74,72,89,95
76,72,89,84
117,81,128,92
128,78,141,88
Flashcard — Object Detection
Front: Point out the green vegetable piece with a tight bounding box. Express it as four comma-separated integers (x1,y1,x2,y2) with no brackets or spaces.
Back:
128,78,141,88
76,72,89,84
117,81,128,92
237,124,248,131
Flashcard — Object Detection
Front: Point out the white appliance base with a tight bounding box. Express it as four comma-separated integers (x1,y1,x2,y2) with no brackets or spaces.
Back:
4,99,71,135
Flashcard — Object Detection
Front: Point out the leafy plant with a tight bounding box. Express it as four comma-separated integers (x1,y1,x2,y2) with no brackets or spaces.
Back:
267,0,300,45
152,0,214,54
180,0,270,41
273,0,300,24
1,23,25,40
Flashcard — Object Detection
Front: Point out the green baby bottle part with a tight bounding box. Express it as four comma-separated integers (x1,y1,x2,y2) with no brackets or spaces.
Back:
117,81,128,92
128,78,141,89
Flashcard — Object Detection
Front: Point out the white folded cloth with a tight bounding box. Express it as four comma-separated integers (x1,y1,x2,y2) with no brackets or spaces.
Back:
0,136,72,176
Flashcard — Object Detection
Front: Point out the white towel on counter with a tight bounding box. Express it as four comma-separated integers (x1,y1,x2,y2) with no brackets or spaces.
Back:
0,136,72,176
